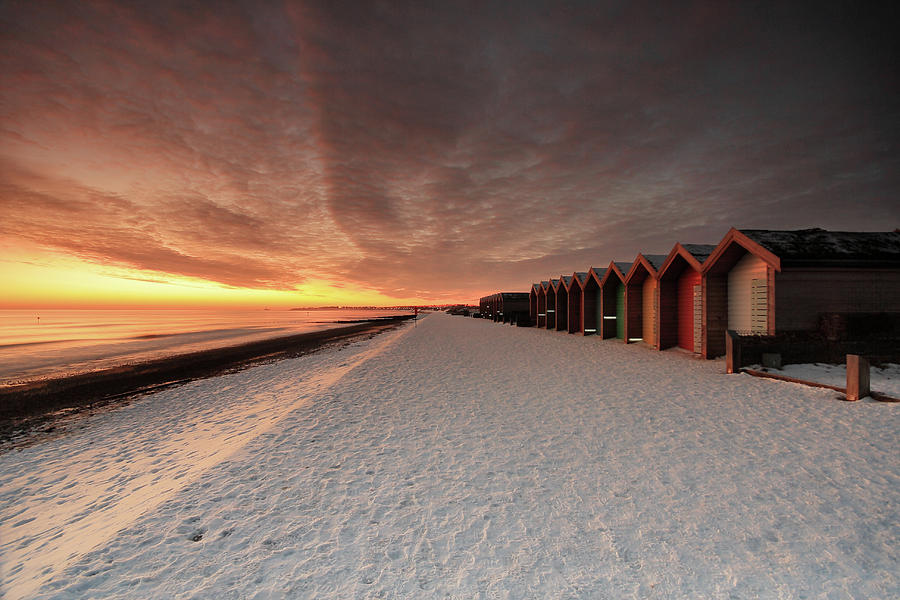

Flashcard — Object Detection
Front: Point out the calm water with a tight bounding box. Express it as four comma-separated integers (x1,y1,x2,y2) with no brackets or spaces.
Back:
0,309,411,385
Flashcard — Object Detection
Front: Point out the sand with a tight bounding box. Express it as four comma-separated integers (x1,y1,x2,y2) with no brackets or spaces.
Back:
1,313,897,599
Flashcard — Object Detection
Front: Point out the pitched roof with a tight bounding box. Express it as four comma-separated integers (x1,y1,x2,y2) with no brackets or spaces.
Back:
643,254,668,271
574,271,589,286
740,228,900,262
613,261,632,275
681,244,716,263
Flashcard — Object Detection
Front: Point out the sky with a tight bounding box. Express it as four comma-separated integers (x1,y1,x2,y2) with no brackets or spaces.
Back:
1,1,898,308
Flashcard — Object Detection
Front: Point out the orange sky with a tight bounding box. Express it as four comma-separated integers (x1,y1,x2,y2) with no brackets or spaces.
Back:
1,2,897,308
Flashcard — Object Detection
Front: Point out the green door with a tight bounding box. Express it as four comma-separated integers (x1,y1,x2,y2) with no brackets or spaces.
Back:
616,283,625,339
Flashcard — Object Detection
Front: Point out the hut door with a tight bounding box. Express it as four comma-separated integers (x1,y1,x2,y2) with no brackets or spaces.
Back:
616,283,625,339
692,285,702,353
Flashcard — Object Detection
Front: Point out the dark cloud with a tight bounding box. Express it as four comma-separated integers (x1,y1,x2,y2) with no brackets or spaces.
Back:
1,1,898,302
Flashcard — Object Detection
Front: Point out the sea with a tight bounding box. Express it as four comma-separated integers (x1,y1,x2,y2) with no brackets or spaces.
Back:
0,308,412,386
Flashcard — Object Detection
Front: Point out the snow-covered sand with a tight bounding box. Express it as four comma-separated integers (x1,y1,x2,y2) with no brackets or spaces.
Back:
748,362,900,399
1,313,897,599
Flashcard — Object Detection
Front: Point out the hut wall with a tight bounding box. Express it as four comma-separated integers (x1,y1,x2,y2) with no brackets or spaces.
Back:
658,277,678,349
677,269,702,351
529,291,537,324
583,280,599,335
774,268,900,331
703,275,728,358
727,253,768,333
556,288,569,331
625,283,642,341
546,292,556,329
537,291,546,328
568,284,583,333
600,283,617,339
642,277,657,346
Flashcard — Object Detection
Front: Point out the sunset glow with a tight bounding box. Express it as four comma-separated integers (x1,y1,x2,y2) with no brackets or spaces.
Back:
1,2,897,308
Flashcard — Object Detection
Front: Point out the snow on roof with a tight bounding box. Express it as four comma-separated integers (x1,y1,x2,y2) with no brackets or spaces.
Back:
681,244,716,263
740,229,900,262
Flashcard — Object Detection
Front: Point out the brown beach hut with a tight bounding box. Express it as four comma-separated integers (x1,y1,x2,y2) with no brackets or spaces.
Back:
536,281,550,328
499,292,530,325
567,272,589,333
529,283,540,326
623,254,668,346
555,275,573,331
582,267,605,336
657,243,716,353
701,228,900,358
598,261,632,340
545,279,560,329
478,294,494,320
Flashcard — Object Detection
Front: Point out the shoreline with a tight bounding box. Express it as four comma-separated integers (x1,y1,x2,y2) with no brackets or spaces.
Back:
0,315,414,434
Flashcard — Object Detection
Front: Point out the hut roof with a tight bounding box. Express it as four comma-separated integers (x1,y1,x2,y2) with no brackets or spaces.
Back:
740,228,900,262
658,242,717,279
705,227,900,274
643,254,668,271
625,254,667,284
559,275,573,290
599,261,631,286
573,271,589,287
681,244,716,263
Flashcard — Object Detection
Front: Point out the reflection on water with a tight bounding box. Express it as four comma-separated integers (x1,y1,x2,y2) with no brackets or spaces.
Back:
0,309,408,385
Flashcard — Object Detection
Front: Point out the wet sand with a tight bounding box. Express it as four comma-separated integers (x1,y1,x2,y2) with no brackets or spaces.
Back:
0,315,414,439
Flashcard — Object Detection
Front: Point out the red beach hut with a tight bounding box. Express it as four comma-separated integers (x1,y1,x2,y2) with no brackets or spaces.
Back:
657,243,716,353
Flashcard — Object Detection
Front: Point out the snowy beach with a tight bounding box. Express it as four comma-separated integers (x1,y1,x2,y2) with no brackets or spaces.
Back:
1,313,897,598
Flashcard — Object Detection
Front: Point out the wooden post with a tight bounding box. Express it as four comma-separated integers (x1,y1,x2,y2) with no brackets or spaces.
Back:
846,354,870,401
725,330,740,374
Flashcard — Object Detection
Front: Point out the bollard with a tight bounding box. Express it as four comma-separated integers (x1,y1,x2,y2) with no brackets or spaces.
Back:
846,354,870,401
725,330,741,374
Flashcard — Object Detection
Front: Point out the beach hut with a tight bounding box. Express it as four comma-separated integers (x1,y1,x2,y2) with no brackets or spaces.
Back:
598,261,632,340
555,275,573,332
657,243,716,353
623,254,668,345
498,292,530,325
701,228,900,358
581,268,602,335
545,279,559,329
529,283,540,326
536,281,550,328
567,272,589,333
